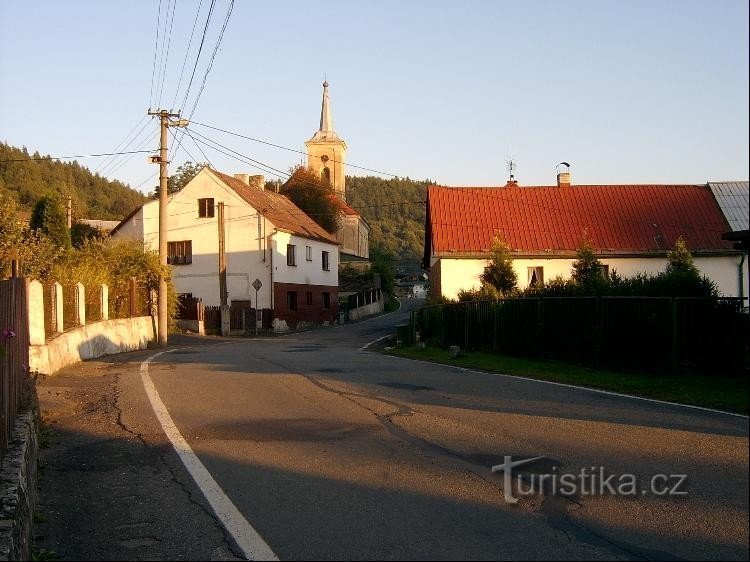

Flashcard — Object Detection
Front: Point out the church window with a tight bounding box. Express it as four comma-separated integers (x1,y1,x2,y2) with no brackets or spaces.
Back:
322,167,331,185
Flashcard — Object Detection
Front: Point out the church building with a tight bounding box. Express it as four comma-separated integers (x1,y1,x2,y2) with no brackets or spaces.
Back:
305,81,370,261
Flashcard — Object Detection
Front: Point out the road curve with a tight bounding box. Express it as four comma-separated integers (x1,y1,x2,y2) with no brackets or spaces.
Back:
139,299,749,560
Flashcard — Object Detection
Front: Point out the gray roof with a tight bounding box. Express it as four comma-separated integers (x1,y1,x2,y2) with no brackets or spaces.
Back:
708,181,749,232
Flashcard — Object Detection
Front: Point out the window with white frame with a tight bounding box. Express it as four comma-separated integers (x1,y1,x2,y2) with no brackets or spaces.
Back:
322,250,330,271
287,244,296,266
527,266,544,287
306,245,312,261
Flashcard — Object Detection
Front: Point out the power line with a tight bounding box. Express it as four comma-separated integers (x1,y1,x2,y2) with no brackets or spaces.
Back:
171,0,206,110
97,118,154,176
178,0,217,113
94,115,149,174
189,119,401,178
184,0,234,119
0,149,155,163
148,0,164,108
156,0,179,107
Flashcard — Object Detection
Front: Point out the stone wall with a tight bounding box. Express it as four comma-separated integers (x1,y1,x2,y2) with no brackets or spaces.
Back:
0,410,37,561
348,299,384,321
29,316,155,376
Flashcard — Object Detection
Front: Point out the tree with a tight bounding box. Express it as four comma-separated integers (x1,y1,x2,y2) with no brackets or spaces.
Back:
280,166,341,234
666,236,699,276
571,234,604,289
480,235,518,295
151,161,207,198
30,194,71,250
370,245,395,296
70,221,102,249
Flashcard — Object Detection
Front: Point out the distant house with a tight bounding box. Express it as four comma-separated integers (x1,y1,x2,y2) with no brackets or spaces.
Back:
711,182,750,267
77,219,120,233
424,171,749,300
111,167,340,331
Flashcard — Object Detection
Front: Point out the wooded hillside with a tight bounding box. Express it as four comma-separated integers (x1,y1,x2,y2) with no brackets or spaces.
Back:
0,142,146,220
346,175,428,268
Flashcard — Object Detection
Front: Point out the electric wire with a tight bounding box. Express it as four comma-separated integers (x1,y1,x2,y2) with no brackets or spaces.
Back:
171,0,206,111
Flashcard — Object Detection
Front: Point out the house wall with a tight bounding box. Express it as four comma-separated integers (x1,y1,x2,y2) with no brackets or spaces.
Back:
435,254,748,300
113,170,275,308
272,282,338,331
270,230,339,330
271,230,339,288
337,215,369,259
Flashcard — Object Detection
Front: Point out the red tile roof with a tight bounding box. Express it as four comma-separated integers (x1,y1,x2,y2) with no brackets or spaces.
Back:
212,170,338,244
426,184,734,258
332,197,360,216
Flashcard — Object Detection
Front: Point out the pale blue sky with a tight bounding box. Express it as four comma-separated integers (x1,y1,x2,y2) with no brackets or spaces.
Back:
1,1,748,194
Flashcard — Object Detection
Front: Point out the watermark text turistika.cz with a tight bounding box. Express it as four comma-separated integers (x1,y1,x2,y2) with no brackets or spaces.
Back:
491,456,688,504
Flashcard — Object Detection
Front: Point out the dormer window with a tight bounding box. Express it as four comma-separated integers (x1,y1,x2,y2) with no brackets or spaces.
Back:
198,198,214,218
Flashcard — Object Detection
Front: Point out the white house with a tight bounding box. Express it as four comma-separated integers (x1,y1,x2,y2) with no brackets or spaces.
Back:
424,172,749,301
112,167,340,330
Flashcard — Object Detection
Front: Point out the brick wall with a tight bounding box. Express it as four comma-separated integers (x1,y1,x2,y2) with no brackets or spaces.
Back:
273,282,338,329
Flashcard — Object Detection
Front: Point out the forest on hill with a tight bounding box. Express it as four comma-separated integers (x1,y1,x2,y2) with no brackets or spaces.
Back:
0,142,146,220
346,175,429,268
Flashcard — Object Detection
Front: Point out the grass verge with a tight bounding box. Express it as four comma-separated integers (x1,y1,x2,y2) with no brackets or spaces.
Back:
386,346,748,414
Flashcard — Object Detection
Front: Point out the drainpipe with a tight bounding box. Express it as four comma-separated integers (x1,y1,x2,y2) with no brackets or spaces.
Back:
739,252,746,302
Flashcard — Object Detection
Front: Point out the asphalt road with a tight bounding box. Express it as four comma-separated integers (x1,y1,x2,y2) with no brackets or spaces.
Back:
39,299,749,560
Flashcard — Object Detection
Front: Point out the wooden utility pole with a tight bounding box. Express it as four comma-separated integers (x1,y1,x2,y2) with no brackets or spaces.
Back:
218,201,227,306
148,109,188,346
66,196,72,229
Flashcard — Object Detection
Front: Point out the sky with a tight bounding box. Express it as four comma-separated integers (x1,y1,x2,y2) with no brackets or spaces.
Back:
1,1,748,194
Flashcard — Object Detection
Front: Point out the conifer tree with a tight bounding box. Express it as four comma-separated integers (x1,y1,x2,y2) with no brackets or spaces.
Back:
480,235,517,295
30,194,71,250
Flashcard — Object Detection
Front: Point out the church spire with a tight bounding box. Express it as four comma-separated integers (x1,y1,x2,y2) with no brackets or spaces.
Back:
310,80,339,141
319,80,332,133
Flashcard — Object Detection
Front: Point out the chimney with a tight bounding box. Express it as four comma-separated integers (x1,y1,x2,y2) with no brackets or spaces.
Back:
234,173,250,185
556,162,571,187
249,175,265,190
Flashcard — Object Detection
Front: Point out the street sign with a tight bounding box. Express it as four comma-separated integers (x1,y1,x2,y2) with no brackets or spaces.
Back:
252,279,262,291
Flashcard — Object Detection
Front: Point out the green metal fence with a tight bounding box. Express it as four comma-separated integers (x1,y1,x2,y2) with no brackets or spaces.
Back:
413,297,749,375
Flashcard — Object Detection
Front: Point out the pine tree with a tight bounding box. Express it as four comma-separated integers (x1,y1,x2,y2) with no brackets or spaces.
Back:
666,236,698,276
30,194,71,250
572,234,603,287
480,235,518,295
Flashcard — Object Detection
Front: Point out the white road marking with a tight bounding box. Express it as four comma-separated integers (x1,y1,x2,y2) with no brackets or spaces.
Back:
359,334,392,351
373,352,749,419
140,351,279,561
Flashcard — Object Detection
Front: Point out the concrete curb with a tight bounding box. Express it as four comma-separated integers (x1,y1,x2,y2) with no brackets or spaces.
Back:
0,409,38,561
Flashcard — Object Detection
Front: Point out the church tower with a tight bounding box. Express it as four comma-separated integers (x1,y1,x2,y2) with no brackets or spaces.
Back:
305,81,347,201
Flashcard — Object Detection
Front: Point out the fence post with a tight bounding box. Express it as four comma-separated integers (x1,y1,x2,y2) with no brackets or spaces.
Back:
27,279,45,345
75,282,86,326
594,296,602,368
100,284,109,320
52,281,63,334
671,298,678,374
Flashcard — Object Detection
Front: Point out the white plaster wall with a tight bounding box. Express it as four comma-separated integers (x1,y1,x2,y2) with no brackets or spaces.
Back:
272,230,339,287
437,255,748,300
114,169,275,308
28,316,155,375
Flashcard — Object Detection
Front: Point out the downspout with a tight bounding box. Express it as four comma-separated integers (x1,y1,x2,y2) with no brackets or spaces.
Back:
269,230,274,311
739,252,746,302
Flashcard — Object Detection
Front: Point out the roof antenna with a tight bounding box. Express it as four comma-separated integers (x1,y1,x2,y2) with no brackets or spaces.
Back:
506,158,517,182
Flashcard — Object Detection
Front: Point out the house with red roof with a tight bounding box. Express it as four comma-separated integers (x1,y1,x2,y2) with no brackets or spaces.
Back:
424,170,748,301
112,167,340,331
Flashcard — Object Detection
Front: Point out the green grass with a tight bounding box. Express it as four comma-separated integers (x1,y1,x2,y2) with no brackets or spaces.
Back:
386,346,749,414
